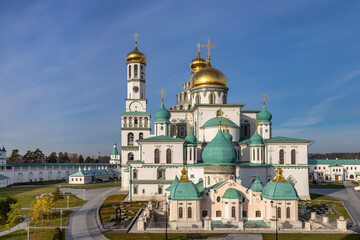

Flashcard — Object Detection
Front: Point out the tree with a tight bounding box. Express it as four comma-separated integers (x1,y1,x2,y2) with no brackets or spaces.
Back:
33,148,45,163
8,149,21,163
63,153,69,163
22,150,34,163
52,187,62,202
29,196,44,226
42,193,55,220
0,196,17,219
5,202,22,231
47,152,57,163
85,157,94,163
69,154,78,163
58,152,69,163
78,155,84,163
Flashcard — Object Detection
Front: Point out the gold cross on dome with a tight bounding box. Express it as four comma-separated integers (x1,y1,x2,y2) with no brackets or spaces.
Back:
159,89,166,103
253,117,258,130
202,39,215,61
133,33,139,47
261,93,268,108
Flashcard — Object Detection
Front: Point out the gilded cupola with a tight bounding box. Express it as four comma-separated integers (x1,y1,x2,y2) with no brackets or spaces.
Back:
126,33,146,64
190,43,207,72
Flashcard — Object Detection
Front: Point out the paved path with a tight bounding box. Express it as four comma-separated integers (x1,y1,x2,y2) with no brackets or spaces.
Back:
0,218,28,237
66,187,121,240
310,181,360,226
211,233,262,240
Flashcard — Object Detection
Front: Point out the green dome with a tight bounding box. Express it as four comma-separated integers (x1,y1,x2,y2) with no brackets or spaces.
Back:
249,176,263,192
222,188,243,199
223,130,233,142
202,129,237,165
165,175,178,191
250,131,263,145
185,131,197,144
261,180,299,200
201,117,238,128
168,179,202,200
154,103,171,122
111,142,118,155
257,107,272,123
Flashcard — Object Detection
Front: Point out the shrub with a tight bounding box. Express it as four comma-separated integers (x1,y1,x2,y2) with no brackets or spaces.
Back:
0,196,17,220
53,227,62,240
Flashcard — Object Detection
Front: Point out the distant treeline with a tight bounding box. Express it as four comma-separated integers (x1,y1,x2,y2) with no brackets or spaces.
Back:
309,152,360,159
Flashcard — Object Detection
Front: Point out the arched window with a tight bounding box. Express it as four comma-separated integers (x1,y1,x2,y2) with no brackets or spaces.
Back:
195,95,200,104
257,148,260,161
256,210,261,217
134,64,138,78
279,149,284,164
179,207,183,218
134,118,138,125
291,149,296,165
253,149,255,161
231,206,236,218
140,65,144,79
188,207,192,218
209,93,215,104
286,207,290,218
139,132,143,140
128,152,134,161
223,95,227,104
133,170,137,179
170,125,176,137
189,148,192,161
208,176,210,185
166,149,172,164
128,65,131,78
202,210,208,218
128,133,134,145
277,207,281,218
154,149,160,164
144,117,149,127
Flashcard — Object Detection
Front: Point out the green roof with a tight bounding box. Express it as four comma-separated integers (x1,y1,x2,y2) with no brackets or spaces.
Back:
111,142,119,155
201,117,238,128
205,180,225,190
265,136,312,143
223,130,233,142
256,107,272,123
139,135,185,142
165,176,178,191
70,169,118,177
355,172,360,175
185,131,197,144
202,129,237,165
168,179,202,200
309,159,360,165
7,163,114,167
249,176,263,192
243,220,269,228
154,103,171,122
121,111,150,115
222,188,243,199
250,131,263,145
261,180,299,200
0,174,9,180
195,179,205,194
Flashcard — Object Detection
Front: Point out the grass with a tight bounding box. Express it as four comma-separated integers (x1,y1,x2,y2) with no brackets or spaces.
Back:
28,210,71,227
12,180,67,186
54,195,85,207
0,217,23,232
299,194,351,220
0,185,84,208
100,194,127,223
263,233,360,240
0,229,65,240
309,181,345,189
58,181,121,189
103,233,226,240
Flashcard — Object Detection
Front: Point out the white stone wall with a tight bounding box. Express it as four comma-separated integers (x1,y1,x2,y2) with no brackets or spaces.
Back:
266,143,308,165
140,142,184,164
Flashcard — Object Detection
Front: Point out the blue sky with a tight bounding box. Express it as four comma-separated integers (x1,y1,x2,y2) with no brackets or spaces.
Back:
0,0,359,156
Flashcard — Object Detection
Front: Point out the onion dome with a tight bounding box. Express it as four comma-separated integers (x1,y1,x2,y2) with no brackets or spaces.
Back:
1,146,5,152
223,129,233,142
154,102,171,122
168,168,202,200
257,107,272,123
190,53,207,72
111,142,118,155
126,46,146,64
249,175,264,192
250,131,263,145
202,129,237,165
201,117,238,128
192,63,227,88
222,188,243,199
261,167,299,200
185,131,197,144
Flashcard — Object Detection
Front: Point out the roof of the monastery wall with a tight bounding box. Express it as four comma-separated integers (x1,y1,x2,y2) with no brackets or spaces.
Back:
309,159,360,166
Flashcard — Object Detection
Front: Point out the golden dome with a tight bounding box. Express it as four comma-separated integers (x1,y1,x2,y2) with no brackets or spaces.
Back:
190,54,207,72
126,46,146,64
192,64,227,88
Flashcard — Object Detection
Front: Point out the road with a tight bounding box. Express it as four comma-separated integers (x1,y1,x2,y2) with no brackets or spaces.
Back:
310,181,360,226
65,187,121,240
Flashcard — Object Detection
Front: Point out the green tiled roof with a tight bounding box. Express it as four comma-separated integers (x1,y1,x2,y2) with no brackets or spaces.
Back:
261,180,299,200
222,188,243,199
265,136,312,143
0,174,9,180
196,179,205,194
250,131,263,145
223,130,233,142
211,220,238,228
139,135,185,142
154,103,171,122
244,220,269,228
185,131,197,144
256,107,272,123
111,142,118,155
165,176,178,191
168,179,202,200
355,172,360,175
206,180,225,190
69,169,118,177
309,159,360,165
201,117,238,128
249,176,263,192
121,111,150,115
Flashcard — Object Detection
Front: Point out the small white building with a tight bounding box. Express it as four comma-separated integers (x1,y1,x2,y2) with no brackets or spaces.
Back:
69,168,119,184
309,159,360,181
0,174,10,188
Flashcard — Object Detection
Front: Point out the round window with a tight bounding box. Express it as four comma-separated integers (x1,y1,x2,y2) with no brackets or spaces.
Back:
133,86,139,93
217,196,221,203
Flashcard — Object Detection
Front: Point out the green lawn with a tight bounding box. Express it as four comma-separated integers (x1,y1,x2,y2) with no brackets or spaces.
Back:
0,217,23,232
263,233,360,240
100,194,127,223
54,195,85,208
29,210,71,227
0,229,65,240
58,181,121,189
299,194,351,220
0,185,84,208
103,233,226,240
13,180,67,186
309,182,344,189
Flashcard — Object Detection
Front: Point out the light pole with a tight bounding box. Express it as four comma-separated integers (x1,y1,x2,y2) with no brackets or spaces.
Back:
67,196,70,210
165,200,168,240
60,210,63,231
270,200,278,240
115,179,116,187
83,189,85,200
27,228,29,240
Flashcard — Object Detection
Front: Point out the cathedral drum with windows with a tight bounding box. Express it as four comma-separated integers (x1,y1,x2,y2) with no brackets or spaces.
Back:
120,36,312,203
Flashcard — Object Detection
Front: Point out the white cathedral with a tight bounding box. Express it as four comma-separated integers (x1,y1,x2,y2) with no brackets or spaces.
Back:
120,37,312,202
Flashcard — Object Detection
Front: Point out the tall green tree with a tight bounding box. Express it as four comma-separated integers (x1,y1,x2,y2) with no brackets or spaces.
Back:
33,148,45,163
8,149,21,163
85,157,94,163
78,154,84,163
47,152,57,163
22,150,34,163
0,196,17,219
